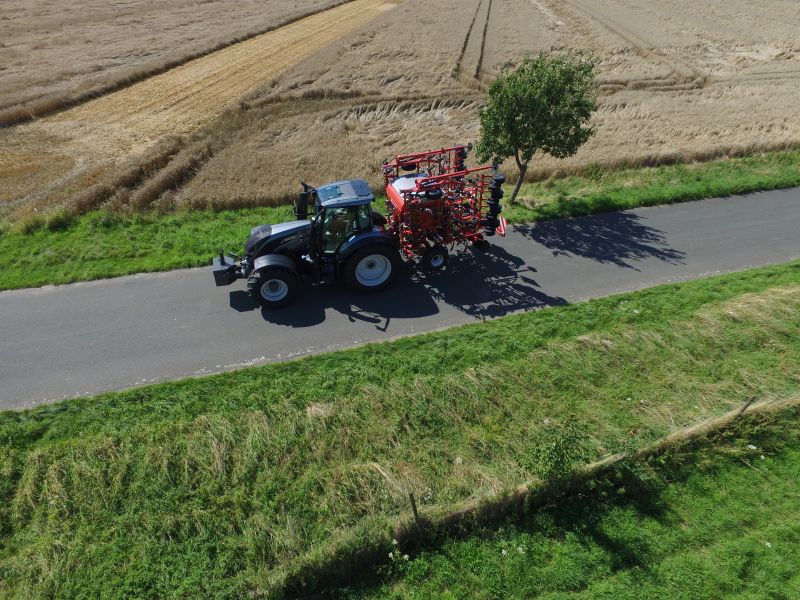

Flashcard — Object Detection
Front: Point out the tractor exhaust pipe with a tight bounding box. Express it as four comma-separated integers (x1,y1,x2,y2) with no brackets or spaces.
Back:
295,182,314,220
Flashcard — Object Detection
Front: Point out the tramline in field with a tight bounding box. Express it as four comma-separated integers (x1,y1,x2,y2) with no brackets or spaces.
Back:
213,144,506,308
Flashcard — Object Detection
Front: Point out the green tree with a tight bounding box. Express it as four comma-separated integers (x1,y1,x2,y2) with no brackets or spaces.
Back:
477,52,598,203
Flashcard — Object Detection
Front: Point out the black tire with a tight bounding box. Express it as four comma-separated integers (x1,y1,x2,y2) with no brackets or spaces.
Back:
343,246,400,293
422,244,449,272
371,210,387,226
248,268,297,308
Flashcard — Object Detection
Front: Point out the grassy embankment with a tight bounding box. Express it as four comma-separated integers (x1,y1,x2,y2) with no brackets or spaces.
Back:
1,261,800,598
341,409,800,599
1,148,799,290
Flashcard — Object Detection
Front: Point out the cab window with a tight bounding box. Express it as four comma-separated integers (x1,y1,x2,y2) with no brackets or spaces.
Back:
322,205,371,251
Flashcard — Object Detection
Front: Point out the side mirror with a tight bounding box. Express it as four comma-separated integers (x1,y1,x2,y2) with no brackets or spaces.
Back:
296,182,316,220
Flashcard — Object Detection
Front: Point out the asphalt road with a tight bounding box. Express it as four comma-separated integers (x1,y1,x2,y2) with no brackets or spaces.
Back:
2,189,799,410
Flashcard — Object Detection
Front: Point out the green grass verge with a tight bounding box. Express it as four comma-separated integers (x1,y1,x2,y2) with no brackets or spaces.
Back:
0,206,294,291
1,261,800,598
340,409,800,599
504,147,800,222
1,149,798,291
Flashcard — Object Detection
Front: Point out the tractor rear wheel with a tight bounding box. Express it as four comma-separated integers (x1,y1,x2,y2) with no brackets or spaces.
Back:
249,268,297,308
344,246,399,292
422,245,449,272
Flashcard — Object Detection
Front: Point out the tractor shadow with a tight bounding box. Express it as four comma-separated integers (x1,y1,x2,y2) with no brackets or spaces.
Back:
515,210,685,270
232,244,565,329
229,264,440,330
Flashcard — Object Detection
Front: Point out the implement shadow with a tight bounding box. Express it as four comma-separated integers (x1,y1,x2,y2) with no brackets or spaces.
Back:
516,211,685,270
421,243,567,319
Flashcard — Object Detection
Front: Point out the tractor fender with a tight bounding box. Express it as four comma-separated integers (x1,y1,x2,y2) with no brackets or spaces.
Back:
337,229,399,263
251,253,298,275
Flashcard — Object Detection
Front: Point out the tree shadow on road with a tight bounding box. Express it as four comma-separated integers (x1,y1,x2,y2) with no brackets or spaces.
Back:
515,211,685,270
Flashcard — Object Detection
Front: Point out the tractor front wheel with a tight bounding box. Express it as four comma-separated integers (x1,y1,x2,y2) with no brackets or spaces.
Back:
344,246,399,292
249,268,298,308
422,245,449,272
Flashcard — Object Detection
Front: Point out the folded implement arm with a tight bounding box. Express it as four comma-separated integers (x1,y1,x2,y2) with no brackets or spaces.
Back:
383,145,506,260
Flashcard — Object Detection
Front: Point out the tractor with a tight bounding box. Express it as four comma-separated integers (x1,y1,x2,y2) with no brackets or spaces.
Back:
212,145,506,308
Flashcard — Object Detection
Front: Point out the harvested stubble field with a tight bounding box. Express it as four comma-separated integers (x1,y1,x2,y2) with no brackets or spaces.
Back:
1,0,800,221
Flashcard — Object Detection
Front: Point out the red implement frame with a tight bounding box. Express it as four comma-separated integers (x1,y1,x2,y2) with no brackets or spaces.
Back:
383,146,505,259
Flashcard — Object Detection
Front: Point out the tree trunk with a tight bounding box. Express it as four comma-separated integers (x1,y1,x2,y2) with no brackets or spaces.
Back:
510,151,529,204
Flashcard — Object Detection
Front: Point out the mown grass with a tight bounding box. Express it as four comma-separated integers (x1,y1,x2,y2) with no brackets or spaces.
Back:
1,148,798,291
340,409,800,599
1,261,800,598
0,206,293,291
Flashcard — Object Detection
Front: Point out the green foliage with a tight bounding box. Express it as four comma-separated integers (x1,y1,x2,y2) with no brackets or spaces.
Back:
477,51,597,200
44,208,76,232
525,419,590,480
1,262,800,597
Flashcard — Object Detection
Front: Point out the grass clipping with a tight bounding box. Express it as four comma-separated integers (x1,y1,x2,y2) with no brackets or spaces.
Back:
2,285,800,597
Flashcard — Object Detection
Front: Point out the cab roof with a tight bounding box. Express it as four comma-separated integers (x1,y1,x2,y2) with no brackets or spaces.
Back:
316,179,375,208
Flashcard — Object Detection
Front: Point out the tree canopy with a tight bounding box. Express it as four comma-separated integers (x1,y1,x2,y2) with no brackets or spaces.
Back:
477,52,597,202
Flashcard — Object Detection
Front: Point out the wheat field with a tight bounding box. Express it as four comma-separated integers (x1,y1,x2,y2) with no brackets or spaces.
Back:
0,0,343,123
1,0,799,220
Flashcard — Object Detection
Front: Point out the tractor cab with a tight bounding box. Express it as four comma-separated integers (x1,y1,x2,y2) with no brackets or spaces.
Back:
297,179,376,254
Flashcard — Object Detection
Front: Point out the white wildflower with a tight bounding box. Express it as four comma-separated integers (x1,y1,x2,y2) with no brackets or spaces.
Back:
765,542,772,548
501,549,508,556
402,554,409,561
626,397,632,402
543,418,551,425
392,539,398,546
747,444,757,450
388,551,394,560
760,455,766,461
517,547,524,554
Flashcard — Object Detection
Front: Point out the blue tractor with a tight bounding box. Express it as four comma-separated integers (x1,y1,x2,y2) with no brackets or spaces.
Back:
213,179,399,308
